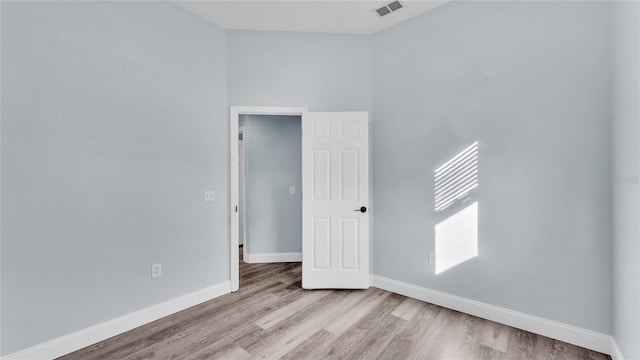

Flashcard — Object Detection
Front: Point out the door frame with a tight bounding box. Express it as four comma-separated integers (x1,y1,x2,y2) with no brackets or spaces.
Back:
229,106,308,291
238,126,246,250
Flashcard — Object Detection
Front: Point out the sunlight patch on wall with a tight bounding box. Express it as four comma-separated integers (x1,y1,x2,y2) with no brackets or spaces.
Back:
435,201,478,274
434,141,478,212
433,141,479,274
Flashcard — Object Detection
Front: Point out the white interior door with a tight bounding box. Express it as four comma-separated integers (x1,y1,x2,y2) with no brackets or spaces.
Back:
302,112,369,289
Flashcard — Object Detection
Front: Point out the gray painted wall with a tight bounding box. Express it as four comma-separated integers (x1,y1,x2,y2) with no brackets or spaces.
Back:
0,1,228,355
0,2,3,355
239,115,302,255
227,29,375,264
372,1,612,333
611,1,640,358
1,0,634,356
227,30,372,112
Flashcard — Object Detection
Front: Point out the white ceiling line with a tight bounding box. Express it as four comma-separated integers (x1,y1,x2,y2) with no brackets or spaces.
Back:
172,1,449,35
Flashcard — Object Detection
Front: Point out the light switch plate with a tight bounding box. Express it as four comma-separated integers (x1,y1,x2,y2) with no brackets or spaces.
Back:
204,191,215,202
289,186,296,195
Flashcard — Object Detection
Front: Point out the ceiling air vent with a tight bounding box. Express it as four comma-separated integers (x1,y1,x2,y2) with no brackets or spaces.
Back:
376,1,404,17
376,6,391,17
388,1,403,12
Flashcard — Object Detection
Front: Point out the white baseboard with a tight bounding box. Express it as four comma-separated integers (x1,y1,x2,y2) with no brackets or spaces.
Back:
370,275,613,355
2,275,620,359
3,281,231,360
610,338,625,360
244,252,301,263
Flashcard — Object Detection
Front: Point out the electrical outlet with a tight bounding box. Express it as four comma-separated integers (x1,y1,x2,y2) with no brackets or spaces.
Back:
428,253,436,265
204,191,215,202
152,263,162,278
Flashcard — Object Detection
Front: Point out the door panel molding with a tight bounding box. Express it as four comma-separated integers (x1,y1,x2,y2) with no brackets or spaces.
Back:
302,111,370,289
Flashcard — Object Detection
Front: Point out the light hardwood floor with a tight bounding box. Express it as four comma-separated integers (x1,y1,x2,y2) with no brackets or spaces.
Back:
58,249,611,360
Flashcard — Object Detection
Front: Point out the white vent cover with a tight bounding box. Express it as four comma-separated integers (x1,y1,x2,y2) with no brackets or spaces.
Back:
376,1,404,17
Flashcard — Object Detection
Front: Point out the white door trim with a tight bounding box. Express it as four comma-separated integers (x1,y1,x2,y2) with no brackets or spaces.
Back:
229,106,308,292
238,126,247,251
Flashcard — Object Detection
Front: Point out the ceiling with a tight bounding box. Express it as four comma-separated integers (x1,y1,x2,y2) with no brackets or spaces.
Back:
172,1,449,34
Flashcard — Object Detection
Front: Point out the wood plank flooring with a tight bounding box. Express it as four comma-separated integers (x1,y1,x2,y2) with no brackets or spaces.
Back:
58,249,611,360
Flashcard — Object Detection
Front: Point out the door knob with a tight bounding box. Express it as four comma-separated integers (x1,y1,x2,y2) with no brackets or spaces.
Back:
353,206,367,213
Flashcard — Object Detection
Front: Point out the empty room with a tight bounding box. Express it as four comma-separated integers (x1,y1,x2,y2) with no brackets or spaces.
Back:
1,0,638,359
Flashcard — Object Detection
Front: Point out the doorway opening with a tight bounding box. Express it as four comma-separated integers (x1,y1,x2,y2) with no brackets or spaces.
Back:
229,106,308,291
239,114,302,261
